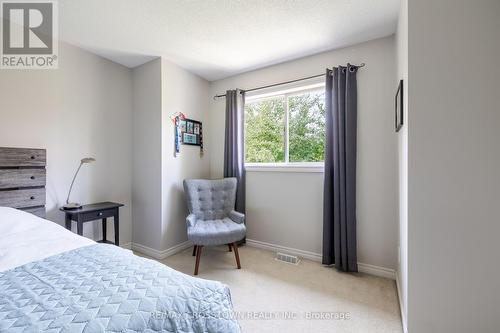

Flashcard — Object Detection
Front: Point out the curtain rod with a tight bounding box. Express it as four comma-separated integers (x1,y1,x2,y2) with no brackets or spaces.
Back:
213,63,365,100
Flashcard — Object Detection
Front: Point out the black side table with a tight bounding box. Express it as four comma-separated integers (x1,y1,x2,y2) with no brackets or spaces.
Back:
60,202,124,246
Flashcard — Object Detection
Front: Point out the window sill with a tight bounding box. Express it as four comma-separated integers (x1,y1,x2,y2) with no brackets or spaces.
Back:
245,163,324,173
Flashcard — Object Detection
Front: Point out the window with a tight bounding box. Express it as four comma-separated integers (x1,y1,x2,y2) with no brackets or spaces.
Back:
244,84,325,169
245,95,286,163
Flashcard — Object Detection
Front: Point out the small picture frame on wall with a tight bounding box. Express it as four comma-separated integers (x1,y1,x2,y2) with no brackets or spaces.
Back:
395,80,403,132
180,118,203,147
183,133,197,144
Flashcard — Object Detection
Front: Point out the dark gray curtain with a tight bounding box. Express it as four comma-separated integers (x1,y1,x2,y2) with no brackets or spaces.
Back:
322,65,358,272
224,89,246,214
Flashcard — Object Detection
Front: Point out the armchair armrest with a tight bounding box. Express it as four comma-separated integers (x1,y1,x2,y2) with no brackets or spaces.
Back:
186,214,197,228
229,210,245,224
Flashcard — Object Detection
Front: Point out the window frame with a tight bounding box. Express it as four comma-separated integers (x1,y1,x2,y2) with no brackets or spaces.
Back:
244,82,326,172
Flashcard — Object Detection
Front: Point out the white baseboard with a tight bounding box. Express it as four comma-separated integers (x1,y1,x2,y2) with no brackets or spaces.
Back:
357,262,396,280
396,271,408,333
162,240,193,258
246,238,322,262
246,238,395,280
120,242,132,250
131,240,192,260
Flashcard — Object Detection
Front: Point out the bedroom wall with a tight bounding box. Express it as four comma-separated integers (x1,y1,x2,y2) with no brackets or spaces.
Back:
395,0,408,330
160,58,210,251
407,1,500,332
131,58,163,250
0,42,133,245
130,57,210,255
208,36,399,271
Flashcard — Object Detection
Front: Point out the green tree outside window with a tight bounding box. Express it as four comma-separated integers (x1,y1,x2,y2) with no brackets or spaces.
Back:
245,89,325,163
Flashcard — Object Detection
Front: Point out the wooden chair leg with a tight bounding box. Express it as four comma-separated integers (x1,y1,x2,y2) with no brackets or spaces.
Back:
192,245,197,256
232,242,241,269
228,244,232,252
194,245,203,275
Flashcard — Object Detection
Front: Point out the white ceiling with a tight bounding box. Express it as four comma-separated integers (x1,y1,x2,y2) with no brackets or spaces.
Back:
59,0,400,81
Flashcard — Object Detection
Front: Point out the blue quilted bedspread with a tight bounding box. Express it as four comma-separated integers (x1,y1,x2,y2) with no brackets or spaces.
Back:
0,244,240,332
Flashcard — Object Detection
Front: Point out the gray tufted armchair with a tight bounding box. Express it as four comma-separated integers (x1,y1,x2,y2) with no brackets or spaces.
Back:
183,178,246,275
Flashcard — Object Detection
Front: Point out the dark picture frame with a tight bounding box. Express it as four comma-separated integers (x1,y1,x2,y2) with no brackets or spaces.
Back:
395,80,403,132
180,118,203,146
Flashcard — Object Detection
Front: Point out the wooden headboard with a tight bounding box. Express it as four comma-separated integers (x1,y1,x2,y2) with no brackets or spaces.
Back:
0,147,46,218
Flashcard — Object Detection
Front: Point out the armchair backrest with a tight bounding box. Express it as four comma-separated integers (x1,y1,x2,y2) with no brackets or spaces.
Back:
183,178,237,221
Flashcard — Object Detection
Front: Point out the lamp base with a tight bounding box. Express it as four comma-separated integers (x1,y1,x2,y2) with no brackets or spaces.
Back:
62,202,82,210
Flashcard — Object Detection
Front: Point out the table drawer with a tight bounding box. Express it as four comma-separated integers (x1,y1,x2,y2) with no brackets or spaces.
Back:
0,147,46,167
80,208,116,222
0,169,46,189
0,188,46,208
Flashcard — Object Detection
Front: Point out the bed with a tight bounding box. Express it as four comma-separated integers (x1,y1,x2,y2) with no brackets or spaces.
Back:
0,147,240,332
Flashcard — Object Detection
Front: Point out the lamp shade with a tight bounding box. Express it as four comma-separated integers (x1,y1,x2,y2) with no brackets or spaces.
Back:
80,157,96,163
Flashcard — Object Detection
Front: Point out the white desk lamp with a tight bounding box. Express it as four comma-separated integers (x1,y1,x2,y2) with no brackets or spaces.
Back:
62,157,95,210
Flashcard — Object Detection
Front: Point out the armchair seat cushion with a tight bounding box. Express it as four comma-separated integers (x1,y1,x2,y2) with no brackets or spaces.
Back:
188,217,246,246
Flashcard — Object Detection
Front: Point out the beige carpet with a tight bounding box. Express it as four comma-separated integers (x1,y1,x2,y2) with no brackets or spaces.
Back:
138,245,402,333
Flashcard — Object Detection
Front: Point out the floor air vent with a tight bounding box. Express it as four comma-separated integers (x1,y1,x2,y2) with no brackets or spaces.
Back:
275,252,300,265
